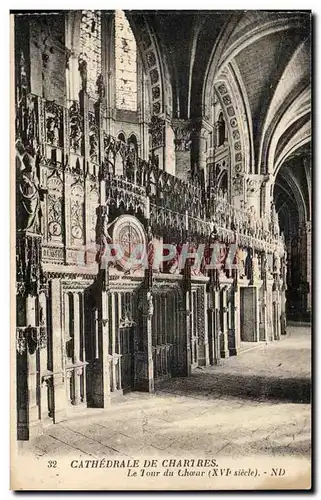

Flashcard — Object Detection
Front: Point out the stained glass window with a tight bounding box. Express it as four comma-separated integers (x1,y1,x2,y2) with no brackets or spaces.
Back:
115,10,137,111
79,10,102,99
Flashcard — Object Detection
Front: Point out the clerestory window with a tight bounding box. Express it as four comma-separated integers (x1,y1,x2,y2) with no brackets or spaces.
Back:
79,10,102,99
115,10,137,111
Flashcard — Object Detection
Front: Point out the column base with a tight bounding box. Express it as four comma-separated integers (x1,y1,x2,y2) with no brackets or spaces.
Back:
197,343,210,366
18,420,43,441
111,389,124,401
53,373,68,424
28,420,44,440
91,394,112,408
134,379,154,393
220,332,229,359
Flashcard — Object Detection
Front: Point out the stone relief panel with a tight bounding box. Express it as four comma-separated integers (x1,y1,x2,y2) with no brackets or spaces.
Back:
215,80,246,199
70,182,85,246
149,115,165,150
88,112,99,164
69,101,83,154
45,101,63,148
89,183,99,245
79,10,102,99
46,170,63,244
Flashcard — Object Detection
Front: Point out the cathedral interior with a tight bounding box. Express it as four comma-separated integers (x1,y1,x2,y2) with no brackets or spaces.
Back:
14,10,311,440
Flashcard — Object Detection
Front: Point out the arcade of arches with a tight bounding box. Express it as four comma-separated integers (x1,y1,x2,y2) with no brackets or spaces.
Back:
14,10,311,440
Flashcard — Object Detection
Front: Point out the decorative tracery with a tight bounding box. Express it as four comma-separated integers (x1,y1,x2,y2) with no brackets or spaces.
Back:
79,10,102,99
115,10,138,111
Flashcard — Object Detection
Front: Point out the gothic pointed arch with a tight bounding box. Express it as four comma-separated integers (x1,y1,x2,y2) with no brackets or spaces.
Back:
124,11,172,118
210,65,252,201
259,38,311,174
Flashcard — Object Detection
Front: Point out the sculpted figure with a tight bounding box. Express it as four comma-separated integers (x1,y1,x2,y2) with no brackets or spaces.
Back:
245,247,254,282
146,291,154,317
78,53,88,92
17,154,42,233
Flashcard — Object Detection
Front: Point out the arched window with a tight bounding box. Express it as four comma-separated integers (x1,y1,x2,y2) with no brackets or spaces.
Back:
115,10,137,111
128,133,138,151
218,170,228,192
118,132,126,143
79,10,102,99
217,112,226,147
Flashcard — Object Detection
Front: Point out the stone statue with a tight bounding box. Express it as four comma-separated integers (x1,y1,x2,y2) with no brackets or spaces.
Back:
273,249,281,274
270,201,279,237
97,209,114,265
252,252,260,282
96,73,105,100
146,291,154,317
78,53,88,92
245,247,254,282
17,154,43,233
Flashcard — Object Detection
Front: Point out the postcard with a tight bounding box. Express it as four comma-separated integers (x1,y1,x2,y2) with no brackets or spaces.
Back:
11,8,312,491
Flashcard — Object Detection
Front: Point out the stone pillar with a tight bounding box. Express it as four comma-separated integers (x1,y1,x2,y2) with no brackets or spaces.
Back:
198,288,210,366
73,293,81,405
39,291,51,423
149,116,165,171
165,121,176,175
101,290,111,404
172,119,191,181
220,288,229,358
207,302,216,364
260,174,273,218
272,288,281,340
280,289,287,335
306,221,312,312
207,288,220,365
261,290,268,342
26,295,42,439
135,291,155,392
110,292,117,392
234,284,241,352
228,285,239,356
183,290,192,376
50,278,67,423
246,174,264,218
240,287,260,342
117,292,122,391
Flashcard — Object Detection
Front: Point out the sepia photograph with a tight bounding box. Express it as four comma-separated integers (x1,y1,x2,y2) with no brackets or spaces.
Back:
10,8,312,491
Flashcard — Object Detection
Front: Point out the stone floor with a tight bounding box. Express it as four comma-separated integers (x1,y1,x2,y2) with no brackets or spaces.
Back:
18,325,311,461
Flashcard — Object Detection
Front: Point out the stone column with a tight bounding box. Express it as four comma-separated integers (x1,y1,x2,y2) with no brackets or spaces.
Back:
207,288,219,365
172,119,191,181
183,290,192,376
135,291,155,392
165,121,176,175
73,293,80,364
149,116,165,171
26,295,42,439
117,292,122,390
261,288,268,342
233,282,241,351
100,289,111,405
260,174,273,218
306,221,312,312
246,174,264,217
198,288,210,366
110,292,117,392
228,285,239,356
272,288,281,340
50,278,67,423
220,288,229,358
39,291,51,423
